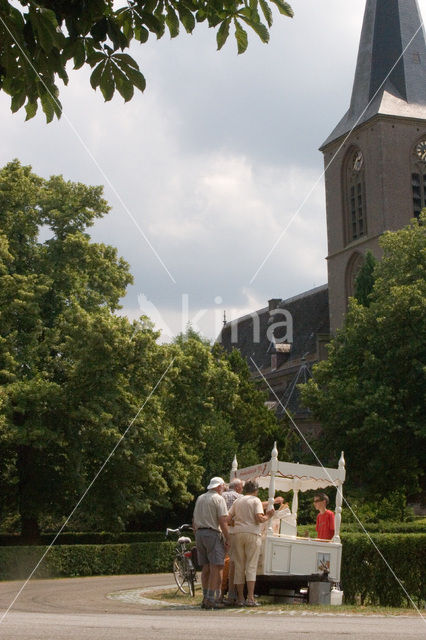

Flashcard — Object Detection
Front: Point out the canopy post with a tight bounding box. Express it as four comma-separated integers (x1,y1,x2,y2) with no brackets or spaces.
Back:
334,452,345,542
267,442,278,534
230,454,238,482
291,480,300,523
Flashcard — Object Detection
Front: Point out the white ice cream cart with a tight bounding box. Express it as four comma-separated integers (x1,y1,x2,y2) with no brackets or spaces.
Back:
230,443,346,598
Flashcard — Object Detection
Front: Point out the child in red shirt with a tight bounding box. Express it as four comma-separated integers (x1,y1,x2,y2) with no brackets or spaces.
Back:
313,493,335,540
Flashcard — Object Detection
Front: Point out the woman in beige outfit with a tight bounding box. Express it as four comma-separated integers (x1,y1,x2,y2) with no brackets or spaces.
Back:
227,480,274,606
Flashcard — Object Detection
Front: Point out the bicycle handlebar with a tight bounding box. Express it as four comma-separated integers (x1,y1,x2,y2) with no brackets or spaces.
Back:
165,524,193,538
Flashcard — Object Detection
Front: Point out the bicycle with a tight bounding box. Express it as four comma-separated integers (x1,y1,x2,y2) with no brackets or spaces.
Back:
165,523,197,597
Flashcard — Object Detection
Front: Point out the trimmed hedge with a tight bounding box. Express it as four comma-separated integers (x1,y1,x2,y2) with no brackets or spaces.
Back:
2,520,422,546
341,520,426,534
300,520,426,537
0,534,424,607
0,531,167,546
341,533,426,607
0,541,175,580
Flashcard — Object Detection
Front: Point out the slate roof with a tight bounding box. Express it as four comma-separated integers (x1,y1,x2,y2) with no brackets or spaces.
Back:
322,0,426,148
218,284,330,372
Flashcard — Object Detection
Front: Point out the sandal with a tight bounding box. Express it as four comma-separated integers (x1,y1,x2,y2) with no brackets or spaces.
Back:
245,599,260,607
235,601,246,607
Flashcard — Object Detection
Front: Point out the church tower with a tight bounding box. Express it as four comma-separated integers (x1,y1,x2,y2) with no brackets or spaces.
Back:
321,0,426,332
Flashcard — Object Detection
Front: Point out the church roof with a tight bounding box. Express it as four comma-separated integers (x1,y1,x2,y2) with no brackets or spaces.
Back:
322,0,426,148
218,284,329,372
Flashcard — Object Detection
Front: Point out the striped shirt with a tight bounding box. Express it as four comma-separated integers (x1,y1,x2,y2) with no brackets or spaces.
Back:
223,490,241,510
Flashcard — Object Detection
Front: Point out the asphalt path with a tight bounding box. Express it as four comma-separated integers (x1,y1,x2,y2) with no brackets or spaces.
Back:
0,574,424,640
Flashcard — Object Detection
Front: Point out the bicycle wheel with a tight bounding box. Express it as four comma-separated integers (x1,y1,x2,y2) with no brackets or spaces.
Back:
173,557,191,595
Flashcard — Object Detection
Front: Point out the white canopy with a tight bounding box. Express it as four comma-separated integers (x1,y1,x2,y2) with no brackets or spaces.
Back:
231,445,346,542
236,457,345,493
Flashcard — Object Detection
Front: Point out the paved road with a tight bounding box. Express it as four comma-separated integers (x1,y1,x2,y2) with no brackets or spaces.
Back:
0,574,424,640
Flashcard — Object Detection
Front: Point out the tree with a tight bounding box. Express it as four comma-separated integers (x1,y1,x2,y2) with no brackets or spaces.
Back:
0,160,199,539
162,331,246,489
300,215,426,499
0,0,293,122
354,250,377,307
223,347,295,466
123,330,290,529
0,162,288,537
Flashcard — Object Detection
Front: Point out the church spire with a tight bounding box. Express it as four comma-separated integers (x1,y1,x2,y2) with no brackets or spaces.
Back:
322,0,426,148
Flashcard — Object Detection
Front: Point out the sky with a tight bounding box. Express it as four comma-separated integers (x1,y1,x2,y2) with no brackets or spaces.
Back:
1,0,425,341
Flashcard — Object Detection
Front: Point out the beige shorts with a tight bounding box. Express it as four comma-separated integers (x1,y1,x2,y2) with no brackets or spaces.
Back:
230,532,262,583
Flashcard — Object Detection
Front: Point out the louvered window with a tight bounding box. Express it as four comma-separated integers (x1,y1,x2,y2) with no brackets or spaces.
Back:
412,139,426,218
344,148,367,244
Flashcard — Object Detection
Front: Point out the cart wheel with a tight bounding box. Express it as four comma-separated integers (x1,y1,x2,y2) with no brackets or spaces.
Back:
173,557,191,595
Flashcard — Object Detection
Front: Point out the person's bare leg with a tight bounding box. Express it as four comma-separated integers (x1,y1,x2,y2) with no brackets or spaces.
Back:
220,556,230,600
246,580,256,602
200,564,210,606
228,561,236,596
208,564,223,593
215,565,223,600
205,565,225,607
201,564,210,590
235,583,245,603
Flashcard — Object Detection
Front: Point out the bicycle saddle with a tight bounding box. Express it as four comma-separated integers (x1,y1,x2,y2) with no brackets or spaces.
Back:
178,536,192,544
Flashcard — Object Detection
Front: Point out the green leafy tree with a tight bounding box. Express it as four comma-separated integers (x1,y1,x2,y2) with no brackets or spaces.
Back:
223,347,295,466
163,330,240,488
0,0,293,122
0,160,198,539
0,165,288,537
157,333,288,493
128,330,289,529
354,250,377,307
300,215,426,500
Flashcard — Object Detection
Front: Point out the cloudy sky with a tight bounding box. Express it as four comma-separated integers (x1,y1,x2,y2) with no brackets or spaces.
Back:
1,0,425,341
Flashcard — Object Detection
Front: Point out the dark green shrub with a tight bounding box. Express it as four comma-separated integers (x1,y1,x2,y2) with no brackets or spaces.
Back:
342,491,414,524
299,519,426,537
341,533,426,607
0,531,167,546
0,542,175,580
341,520,426,534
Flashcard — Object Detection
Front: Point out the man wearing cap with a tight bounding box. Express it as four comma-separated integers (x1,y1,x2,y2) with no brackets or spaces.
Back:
193,476,230,609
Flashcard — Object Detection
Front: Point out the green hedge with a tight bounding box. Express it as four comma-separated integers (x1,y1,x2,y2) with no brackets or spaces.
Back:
341,520,426,534
0,534,424,608
341,533,426,607
0,542,175,580
2,520,421,546
300,519,426,537
0,531,167,546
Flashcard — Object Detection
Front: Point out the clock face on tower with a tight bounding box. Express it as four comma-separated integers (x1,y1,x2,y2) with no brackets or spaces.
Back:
415,140,426,162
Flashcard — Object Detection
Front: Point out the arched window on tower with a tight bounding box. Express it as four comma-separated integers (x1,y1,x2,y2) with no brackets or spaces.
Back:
411,137,426,218
345,252,364,302
343,147,367,244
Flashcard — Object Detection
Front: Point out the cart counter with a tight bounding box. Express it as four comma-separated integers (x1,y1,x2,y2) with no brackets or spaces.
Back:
258,534,342,583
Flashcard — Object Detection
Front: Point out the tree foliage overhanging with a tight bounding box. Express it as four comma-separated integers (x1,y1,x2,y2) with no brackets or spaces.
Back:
0,160,290,539
300,214,426,500
0,0,293,122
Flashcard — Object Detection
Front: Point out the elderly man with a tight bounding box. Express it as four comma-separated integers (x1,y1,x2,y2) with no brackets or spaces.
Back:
222,477,244,509
193,476,230,610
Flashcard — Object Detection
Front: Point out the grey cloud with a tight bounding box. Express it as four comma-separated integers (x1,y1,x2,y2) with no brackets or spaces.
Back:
2,0,421,340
